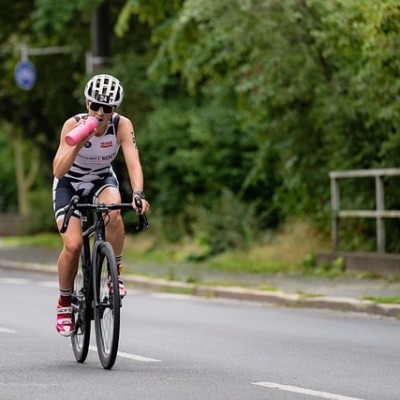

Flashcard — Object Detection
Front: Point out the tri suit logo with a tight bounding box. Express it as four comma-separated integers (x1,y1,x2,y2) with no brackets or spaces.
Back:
100,141,113,148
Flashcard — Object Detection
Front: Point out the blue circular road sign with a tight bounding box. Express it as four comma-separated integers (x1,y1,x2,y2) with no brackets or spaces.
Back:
14,59,37,90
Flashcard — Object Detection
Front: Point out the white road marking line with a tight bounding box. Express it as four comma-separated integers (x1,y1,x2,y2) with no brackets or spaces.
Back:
0,278,57,287
39,281,58,288
151,293,196,301
117,350,162,362
0,327,17,334
252,382,365,400
88,345,161,362
0,278,31,285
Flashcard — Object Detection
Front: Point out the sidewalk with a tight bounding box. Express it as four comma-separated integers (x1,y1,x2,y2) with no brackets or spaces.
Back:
1,245,400,318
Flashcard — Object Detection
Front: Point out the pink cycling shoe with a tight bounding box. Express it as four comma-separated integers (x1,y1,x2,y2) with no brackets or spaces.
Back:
56,304,75,337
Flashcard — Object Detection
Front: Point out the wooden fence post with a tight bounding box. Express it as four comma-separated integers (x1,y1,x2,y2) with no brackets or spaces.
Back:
330,173,340,251
375,175,385,253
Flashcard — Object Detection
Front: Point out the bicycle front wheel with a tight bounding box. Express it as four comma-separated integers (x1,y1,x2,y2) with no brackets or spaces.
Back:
71,253,92,363
93,242,120,370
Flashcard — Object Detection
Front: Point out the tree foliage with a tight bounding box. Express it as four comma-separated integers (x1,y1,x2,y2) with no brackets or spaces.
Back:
3,0,400,251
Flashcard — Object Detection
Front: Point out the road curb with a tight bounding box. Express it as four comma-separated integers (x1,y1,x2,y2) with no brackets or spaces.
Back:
125,275,400,318
1,259,400,318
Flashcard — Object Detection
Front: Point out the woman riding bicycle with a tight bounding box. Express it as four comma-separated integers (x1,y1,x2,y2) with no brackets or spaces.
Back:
52,74,150,337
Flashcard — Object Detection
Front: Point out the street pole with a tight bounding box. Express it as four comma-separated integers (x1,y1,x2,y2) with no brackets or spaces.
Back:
88,1,111,73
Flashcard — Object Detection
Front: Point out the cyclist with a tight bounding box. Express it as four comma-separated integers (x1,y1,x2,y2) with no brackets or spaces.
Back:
52,74,150,336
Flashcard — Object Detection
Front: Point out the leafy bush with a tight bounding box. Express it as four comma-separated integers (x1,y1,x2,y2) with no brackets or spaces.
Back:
188,188,258,259
28,188,57,233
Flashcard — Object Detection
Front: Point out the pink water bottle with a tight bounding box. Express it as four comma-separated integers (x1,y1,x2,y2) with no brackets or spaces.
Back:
65,116,99,146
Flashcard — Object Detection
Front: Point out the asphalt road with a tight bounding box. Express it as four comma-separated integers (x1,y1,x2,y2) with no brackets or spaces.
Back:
1,267,400,400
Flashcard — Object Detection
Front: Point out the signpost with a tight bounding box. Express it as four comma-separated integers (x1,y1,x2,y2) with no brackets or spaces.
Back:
14,44,70,91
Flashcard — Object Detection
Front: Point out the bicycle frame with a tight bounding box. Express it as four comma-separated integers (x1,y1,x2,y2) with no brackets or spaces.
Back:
61,195,149,369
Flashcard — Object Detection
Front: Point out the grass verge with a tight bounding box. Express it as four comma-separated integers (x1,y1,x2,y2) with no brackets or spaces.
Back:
0,219,334,278
362,296,400,305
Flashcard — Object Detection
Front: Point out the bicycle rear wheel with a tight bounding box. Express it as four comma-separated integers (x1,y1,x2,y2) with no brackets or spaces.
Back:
71,254,92,363
93,241,120,370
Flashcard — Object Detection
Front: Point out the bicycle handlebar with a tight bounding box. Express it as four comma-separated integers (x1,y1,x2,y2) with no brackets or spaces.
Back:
60,195,149,234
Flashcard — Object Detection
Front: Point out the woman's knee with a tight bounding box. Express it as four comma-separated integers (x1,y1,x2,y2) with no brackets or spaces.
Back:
108,210,124,229
63,237,83,257
60,220,83,257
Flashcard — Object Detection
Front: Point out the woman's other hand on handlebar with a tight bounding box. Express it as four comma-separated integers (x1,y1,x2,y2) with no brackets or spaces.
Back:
132,191,149,215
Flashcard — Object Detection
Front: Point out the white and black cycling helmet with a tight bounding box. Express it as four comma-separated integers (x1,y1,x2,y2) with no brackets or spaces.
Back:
84,74,124,107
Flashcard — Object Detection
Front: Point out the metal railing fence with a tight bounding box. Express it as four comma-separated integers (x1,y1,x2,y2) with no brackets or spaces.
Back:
330,168,400,253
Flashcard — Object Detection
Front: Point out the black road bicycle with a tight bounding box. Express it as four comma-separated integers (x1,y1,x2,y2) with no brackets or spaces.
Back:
60,195,148,369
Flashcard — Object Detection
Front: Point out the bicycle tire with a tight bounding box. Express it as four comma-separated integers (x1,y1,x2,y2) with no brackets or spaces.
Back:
71,253,92,363
93,241,120,370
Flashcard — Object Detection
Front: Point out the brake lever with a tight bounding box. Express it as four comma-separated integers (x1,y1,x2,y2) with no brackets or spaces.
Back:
134,197,149,232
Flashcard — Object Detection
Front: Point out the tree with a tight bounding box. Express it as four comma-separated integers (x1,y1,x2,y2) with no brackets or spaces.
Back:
3,0,400,252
